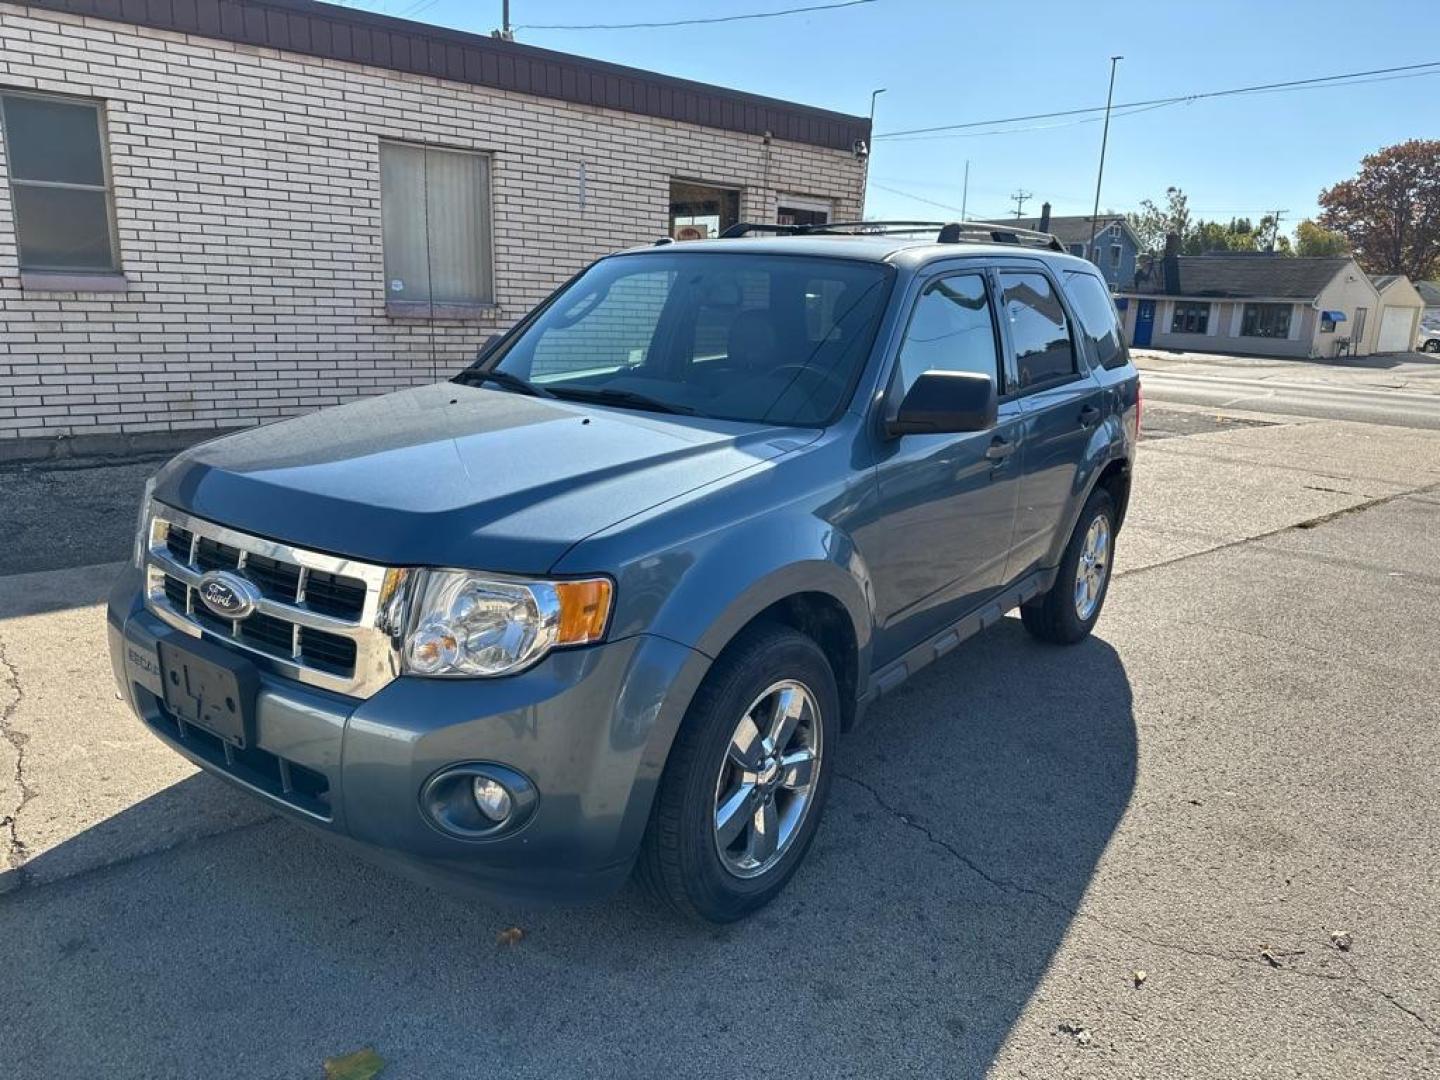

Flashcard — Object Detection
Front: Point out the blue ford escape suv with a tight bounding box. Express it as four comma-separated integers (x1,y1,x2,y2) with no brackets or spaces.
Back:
109,220,1138,923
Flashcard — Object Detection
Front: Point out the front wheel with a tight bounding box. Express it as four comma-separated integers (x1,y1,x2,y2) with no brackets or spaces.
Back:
1021,487,1117,644
636,625,838,923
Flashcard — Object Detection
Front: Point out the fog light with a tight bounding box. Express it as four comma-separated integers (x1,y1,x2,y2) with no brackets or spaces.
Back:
472,776,513,822
420,763,538,840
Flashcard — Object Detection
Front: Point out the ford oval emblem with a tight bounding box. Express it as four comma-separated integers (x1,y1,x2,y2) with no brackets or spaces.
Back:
196,570,260,621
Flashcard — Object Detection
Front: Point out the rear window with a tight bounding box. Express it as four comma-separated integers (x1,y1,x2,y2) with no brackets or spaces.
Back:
1063,271,1127,369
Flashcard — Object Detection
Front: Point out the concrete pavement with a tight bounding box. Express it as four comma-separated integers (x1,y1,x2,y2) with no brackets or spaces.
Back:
1137,348,1440,429
2,407,1439,1078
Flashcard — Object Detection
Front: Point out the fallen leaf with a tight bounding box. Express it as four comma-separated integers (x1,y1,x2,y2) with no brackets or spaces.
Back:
323,1047,385,1080
1330,930,1353,952
496,926,524,947
1058,1021,1093,1047
1132,969,1148,987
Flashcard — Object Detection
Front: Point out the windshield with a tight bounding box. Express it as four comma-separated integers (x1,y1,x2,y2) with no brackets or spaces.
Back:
481,252,893,425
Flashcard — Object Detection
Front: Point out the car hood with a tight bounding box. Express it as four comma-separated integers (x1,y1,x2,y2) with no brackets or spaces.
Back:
155,382,817,573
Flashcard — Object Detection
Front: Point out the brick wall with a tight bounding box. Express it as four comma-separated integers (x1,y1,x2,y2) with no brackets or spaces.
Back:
0,2,866,441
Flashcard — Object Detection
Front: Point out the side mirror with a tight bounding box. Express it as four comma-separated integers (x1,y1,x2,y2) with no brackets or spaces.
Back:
887,370,997,437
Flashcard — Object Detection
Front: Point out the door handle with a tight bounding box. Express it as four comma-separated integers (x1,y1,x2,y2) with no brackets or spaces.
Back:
1078,404,1102,428
984,436,1016,461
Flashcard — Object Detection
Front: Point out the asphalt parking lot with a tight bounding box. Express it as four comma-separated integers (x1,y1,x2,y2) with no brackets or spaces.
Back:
2,404,1439,1078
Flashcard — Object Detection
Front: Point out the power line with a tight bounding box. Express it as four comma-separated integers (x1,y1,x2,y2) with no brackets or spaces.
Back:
874,60,1440,140
516,0,876,31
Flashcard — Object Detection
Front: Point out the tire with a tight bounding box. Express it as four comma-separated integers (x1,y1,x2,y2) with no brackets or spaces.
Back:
636,624,839,923
1020,487,1117,645
1426,339,1440,354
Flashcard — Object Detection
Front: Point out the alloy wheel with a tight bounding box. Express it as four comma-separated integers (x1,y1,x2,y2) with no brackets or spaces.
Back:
712,680,823,879
1074,513,1111,621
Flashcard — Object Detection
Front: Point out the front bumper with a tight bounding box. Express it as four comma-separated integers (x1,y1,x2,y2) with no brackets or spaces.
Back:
107,566,709,902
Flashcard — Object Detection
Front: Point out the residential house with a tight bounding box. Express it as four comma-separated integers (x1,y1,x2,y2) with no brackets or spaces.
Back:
0,0,868,453
1116,241,1424,358
983,205,1141,288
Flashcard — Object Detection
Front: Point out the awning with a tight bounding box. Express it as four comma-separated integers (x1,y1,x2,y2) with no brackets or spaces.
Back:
1321,310,1347,322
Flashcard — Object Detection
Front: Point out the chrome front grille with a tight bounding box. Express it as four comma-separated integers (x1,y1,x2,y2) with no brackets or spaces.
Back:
141,504,405,698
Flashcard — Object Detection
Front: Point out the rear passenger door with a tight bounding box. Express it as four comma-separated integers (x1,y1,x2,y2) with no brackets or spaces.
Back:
867,269,1024,663
996,265,1105,579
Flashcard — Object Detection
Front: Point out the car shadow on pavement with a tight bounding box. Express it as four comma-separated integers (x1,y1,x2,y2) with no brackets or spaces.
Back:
0,617,1135,1078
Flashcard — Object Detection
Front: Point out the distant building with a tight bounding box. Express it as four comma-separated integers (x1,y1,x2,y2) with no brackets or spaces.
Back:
1116,238,1424,358
1416,280,1440,330
0,0,868,453
981,207,1141,288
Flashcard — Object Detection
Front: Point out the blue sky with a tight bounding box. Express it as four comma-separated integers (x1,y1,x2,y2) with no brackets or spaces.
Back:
364,0,1439,236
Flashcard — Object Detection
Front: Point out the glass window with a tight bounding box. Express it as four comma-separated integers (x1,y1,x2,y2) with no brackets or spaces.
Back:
489,253,891,425
1064,272,1126,369
0,92,118,271
1320,314,1338,333
895,274,1001,395
777,195,831,228
1069,243,1084,257
669,180,740,241
1241,303,1292,339
1110,244,1122,268
1000,271,1077,388
1170,301,1211,335
380,141,492,306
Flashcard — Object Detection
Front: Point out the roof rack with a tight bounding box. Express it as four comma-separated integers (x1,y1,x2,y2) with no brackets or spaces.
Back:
719,219,1063,251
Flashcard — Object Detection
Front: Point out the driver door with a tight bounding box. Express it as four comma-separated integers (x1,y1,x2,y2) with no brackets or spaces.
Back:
862,269,1024,665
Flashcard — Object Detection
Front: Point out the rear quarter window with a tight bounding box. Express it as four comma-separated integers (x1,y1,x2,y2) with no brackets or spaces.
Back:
1062,271,1127,370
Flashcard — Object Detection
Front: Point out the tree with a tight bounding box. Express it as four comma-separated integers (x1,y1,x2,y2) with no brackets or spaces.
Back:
1128,186,1190,253
1318,139,1440,279
1294,219,1349,257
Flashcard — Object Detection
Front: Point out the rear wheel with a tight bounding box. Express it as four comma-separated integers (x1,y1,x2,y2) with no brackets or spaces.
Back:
636,625,838,923
1021,487,1116,644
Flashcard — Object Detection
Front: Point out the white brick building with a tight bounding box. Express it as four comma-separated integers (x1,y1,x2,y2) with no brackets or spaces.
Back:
0,0,869,455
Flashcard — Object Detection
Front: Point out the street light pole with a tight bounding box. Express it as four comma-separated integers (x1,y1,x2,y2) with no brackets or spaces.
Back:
1087,55,1123,258
862,88,885,218
961,159,970,222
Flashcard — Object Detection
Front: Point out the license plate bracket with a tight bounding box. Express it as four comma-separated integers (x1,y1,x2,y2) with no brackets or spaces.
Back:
157,637,258,748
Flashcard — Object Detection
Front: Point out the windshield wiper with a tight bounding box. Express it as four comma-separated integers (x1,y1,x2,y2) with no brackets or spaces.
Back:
452,368,555,398
546,386,696,416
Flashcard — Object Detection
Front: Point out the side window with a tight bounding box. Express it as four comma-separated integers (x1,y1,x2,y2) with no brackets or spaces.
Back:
895,273,1002,395
999,271,1077,389
1063,271,1126,370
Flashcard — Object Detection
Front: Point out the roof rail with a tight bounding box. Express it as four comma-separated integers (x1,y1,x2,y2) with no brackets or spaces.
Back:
718,219,1063,251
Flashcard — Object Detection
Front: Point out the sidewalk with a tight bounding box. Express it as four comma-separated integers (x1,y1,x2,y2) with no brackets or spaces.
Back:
1133,347,1440,394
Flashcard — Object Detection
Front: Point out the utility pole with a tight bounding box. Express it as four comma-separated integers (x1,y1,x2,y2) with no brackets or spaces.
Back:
493,0,513,40
1087,55,1123,257
1264,208,1288,252
1010,189,1032,219
961,160,970,222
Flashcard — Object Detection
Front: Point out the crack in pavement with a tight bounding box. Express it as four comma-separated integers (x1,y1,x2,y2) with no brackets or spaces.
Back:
1116,479,1440,582
0,632,33,885
836,772,1439,1038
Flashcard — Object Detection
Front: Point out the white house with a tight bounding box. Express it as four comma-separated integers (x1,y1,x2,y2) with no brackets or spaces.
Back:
1117,245,1424,359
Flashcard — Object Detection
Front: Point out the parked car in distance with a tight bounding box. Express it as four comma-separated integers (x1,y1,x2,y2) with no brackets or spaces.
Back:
109,220,1139,922
1421,324,1439,353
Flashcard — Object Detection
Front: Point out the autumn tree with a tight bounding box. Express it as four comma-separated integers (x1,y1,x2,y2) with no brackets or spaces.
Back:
1318,139,1440,279
1127,187,1191,253
1294,219,1349,257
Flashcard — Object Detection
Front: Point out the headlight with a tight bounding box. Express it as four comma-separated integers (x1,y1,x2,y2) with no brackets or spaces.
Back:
402,570,612,678
132,476,157,567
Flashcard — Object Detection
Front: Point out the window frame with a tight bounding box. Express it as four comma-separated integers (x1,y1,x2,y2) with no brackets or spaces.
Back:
991,261,1085,397
1170,300,1211,335
669,177,742,241
1240,302,1293,339
378,138,496,318
0,88,122,275
884,268,1007,411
